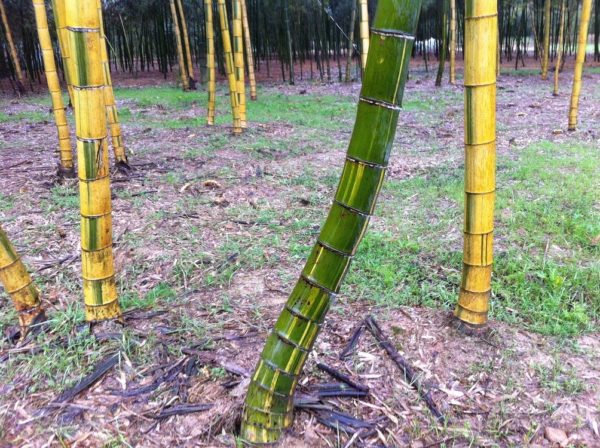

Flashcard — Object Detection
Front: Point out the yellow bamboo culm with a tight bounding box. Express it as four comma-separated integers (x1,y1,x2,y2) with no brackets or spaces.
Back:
170,0,189,91
176,0,197,88
568,0,592,130
0,225,45,333
32,0,74,177
455,0,498,327
205,0,216,125
554,0,566,96
51,0,74,105
66,0,121,322
449,0,456,84
217,0,242,134
240,0,257,100
0,0,26,93
358,0,369,71
97,0,128,166
233,0,247,128
541,0,551,80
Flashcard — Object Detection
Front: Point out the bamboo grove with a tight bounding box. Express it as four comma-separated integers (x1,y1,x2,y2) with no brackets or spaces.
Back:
1,0,598,89
0,0,598,445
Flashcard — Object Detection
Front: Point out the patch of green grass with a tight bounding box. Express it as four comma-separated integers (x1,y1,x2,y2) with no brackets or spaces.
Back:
120,282,177,310
43,184,79,213
532,359,586,395
115,86,204,109
0,110,48,123
345,140,599,335
0,193,15,211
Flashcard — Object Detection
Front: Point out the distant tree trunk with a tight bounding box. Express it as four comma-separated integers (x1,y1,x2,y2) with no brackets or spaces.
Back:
283,0,294,84
176,0,197,88
170,0,189,90
217,0,242,133
436,0,448,86
0,0,26,93
98,0,129,166
449,0,456,83
345,0,357,82
31,0,74,177
240,0,257,99
358,0,369,71
233,0,247,126
205,0,216,124
554,0,566,95
568,0,592,130
541,0,551,79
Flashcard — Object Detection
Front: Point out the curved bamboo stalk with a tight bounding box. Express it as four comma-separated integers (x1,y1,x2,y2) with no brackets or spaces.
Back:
32,0,74,177
541,0,551,80
66,0,121,322
240,0,421,443
554,0,566,96
176,0,197,89
454,0,498,326
0,225,45,334
568,0,592,130
217,0,242,134
358,0,370,71
233,0,247,127
0,0,25,93
449,0,456,84
97,0,129,166
205,0,216,125
170,0,189,91
240,0,257,100
51,0,74,105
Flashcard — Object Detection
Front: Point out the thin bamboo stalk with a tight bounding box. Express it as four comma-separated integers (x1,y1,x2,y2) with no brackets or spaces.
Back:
217,0,242,134
233,0,247,127
568,0,592,130
0,0,25,93
358,0,369,71
97,0,128,166
176,0,196,88
449,0,456,83
345,0,357,82
0,225,45,333
240,0,257,100
454,0,498,326
32,0,74,177
205,0,216,125
66,0,121,322
554,0,566,96
51,0,74,105
435,0,448,86
240,0,421,443
170,0,189,91
541,0,551,79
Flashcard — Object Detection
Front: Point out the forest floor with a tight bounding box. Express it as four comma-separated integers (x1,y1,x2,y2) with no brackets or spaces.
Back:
0,66,599,447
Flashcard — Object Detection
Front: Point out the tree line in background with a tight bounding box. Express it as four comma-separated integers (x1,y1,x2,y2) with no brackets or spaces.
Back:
1,0,599,90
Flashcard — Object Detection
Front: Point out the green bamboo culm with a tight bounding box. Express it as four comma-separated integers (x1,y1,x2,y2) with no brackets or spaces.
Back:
240,0,422,443
454,0,498,326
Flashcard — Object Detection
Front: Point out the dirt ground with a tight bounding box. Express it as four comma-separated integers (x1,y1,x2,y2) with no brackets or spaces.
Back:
0,61,599,448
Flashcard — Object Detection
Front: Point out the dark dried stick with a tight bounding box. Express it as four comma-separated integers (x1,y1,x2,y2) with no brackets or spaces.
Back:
316,363,369,393
365,316,445,422
339,321,366,359
150,403,213,419
53,353,120,403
